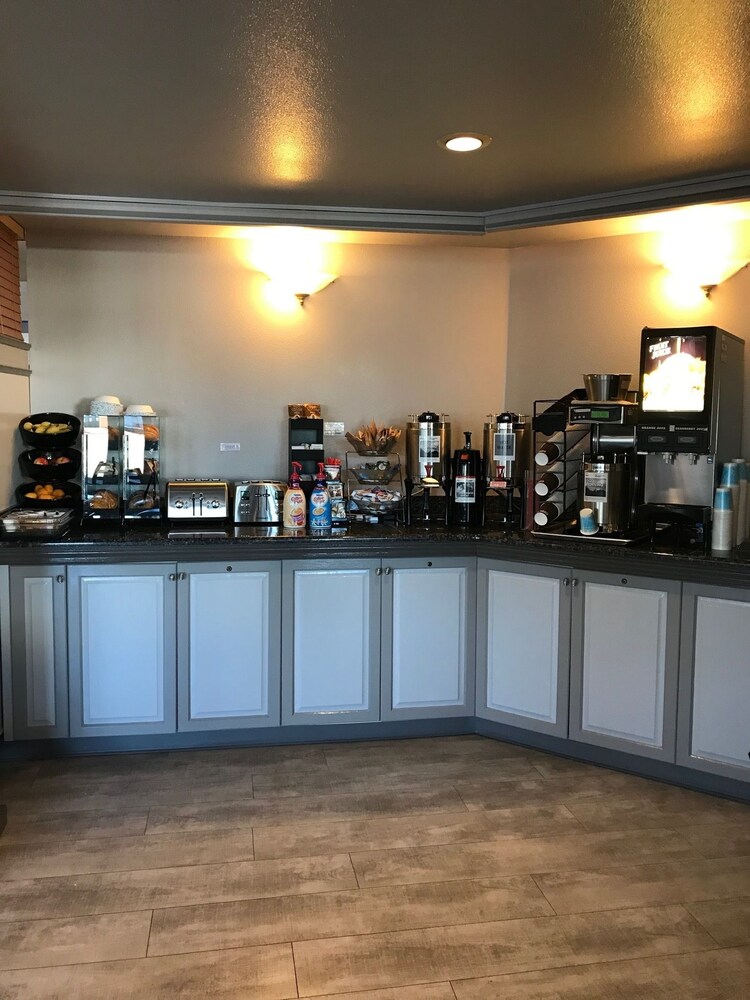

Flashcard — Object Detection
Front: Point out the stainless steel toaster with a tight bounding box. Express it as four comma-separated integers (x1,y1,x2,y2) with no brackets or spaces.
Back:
166,479,229,519
233,480,286,524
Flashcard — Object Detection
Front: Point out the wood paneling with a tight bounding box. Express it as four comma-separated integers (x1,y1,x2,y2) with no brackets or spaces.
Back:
0,222,22,342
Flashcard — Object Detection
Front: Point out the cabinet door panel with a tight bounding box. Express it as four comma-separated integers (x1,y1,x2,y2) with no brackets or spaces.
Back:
382,558,475,719
9,566,68,739
570,572,680,761
678,587,750,778
282,559,380,724
68,565,176,736
476,559,570,737
178,562,280,730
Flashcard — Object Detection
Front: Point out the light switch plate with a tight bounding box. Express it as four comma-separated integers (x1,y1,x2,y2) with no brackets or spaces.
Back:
220,442,241,452
324,421,345,435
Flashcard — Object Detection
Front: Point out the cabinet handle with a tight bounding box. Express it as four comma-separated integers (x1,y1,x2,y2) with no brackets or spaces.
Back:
56,574,64,584
621,577,628,585
178,572,187,581
571,578,579,587
562,578,570,587
375,567,382,576
427,561,433,568
226,565,233,572
383,566,392,575
168,573,177,581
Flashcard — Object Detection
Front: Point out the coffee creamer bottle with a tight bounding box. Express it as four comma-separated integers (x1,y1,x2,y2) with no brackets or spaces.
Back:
309,462,332,529
283,461,307,529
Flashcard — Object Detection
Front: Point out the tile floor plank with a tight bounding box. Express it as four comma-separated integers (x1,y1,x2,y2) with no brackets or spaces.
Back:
292,904,715,995
351,829,699,887
687,896,750,947
679,820,750,859
450,945,750,998
148,876,553,956
535,856,750,914
312,987,456,1000
0,829,256,881
565,794,749,832
146,786,468,835
0,943,297,999
1,808,149,843
0,853,357,921
0,911,151,971
254,804,582,861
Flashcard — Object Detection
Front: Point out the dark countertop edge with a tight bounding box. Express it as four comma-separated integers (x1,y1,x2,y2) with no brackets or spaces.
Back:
1,525,749,588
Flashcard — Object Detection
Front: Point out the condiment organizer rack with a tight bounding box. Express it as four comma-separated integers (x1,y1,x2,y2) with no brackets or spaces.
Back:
344,451,405,523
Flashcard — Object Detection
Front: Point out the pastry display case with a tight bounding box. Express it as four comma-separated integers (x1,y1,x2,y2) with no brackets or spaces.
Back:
82,415,123,520
122,416,161,520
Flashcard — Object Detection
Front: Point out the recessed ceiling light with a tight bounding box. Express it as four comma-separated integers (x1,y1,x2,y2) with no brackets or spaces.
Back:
438,132,492,152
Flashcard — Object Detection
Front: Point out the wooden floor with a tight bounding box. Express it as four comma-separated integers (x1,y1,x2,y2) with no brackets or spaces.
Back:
0,736,749,998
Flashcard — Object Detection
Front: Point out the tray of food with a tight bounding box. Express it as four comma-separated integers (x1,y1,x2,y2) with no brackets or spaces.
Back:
0,506,76,536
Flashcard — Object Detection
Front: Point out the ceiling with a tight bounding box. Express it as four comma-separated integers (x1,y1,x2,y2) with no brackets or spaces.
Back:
1,0,750,230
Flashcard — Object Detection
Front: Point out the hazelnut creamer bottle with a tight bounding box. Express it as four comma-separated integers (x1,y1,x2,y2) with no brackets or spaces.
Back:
283,461,307,529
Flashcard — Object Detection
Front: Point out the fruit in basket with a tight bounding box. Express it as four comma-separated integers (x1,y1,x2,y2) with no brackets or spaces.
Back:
25,483,67,501
24,420,72,435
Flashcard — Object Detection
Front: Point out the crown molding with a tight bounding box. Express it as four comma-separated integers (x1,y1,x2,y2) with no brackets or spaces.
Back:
2,169,750,237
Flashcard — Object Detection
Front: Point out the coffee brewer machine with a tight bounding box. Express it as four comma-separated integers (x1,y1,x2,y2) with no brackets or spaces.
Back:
636,325,744,530
568,375,643,538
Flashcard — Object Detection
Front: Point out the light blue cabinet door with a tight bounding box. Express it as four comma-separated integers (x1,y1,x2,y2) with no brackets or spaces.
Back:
677,583,750,781
177,560,281,731
282,558,381,724
569,571,681,762
67,564,177,736
9,565,69,739
476,559,571,737
381,557,475,720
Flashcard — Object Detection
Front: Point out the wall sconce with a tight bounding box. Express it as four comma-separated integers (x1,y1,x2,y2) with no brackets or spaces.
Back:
658,206,749,301
246,227,338,310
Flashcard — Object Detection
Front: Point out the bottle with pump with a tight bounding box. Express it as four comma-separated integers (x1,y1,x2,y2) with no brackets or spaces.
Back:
448,431,484,527
283,461,307,529
309,462,332,529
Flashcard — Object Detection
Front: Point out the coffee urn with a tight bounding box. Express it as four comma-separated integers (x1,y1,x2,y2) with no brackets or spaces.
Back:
406,412,451,482
447,432,484,527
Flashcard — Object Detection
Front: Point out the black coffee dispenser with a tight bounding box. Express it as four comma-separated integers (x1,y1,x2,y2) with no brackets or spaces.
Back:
447,432,484,527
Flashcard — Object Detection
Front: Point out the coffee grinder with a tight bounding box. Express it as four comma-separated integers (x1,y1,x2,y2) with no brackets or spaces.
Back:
636,326,744,538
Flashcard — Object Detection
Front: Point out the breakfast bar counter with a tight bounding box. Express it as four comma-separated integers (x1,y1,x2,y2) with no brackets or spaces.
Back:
1,523,749,804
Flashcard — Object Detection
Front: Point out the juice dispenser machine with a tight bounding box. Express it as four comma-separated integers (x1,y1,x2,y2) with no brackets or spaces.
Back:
637,326,744,527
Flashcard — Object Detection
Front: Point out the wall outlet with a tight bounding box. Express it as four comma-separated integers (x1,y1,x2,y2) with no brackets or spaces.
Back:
324,421,345,436
220,442,241,452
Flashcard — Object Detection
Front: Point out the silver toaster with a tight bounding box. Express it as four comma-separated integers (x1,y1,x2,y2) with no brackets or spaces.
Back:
166,479,229,519
234,480,286,524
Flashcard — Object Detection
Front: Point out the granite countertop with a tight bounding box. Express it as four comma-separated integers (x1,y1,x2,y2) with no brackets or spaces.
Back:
1,518,750,585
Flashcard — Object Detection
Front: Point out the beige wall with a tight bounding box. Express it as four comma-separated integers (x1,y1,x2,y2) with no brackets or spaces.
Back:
505,231,750,449
26,237,509,482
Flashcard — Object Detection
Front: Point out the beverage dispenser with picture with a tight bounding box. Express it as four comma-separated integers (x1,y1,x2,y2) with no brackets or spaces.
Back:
636,326,744,541
483,412,529,528
404,411,451,523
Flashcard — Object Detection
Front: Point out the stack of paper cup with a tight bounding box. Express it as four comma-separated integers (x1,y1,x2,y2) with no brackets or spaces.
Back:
712,486,734,552
746,461,750,541
732,459,748,545
720,462,740,537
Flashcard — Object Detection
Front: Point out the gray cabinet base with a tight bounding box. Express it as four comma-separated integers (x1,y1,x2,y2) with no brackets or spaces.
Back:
2,714,749,804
